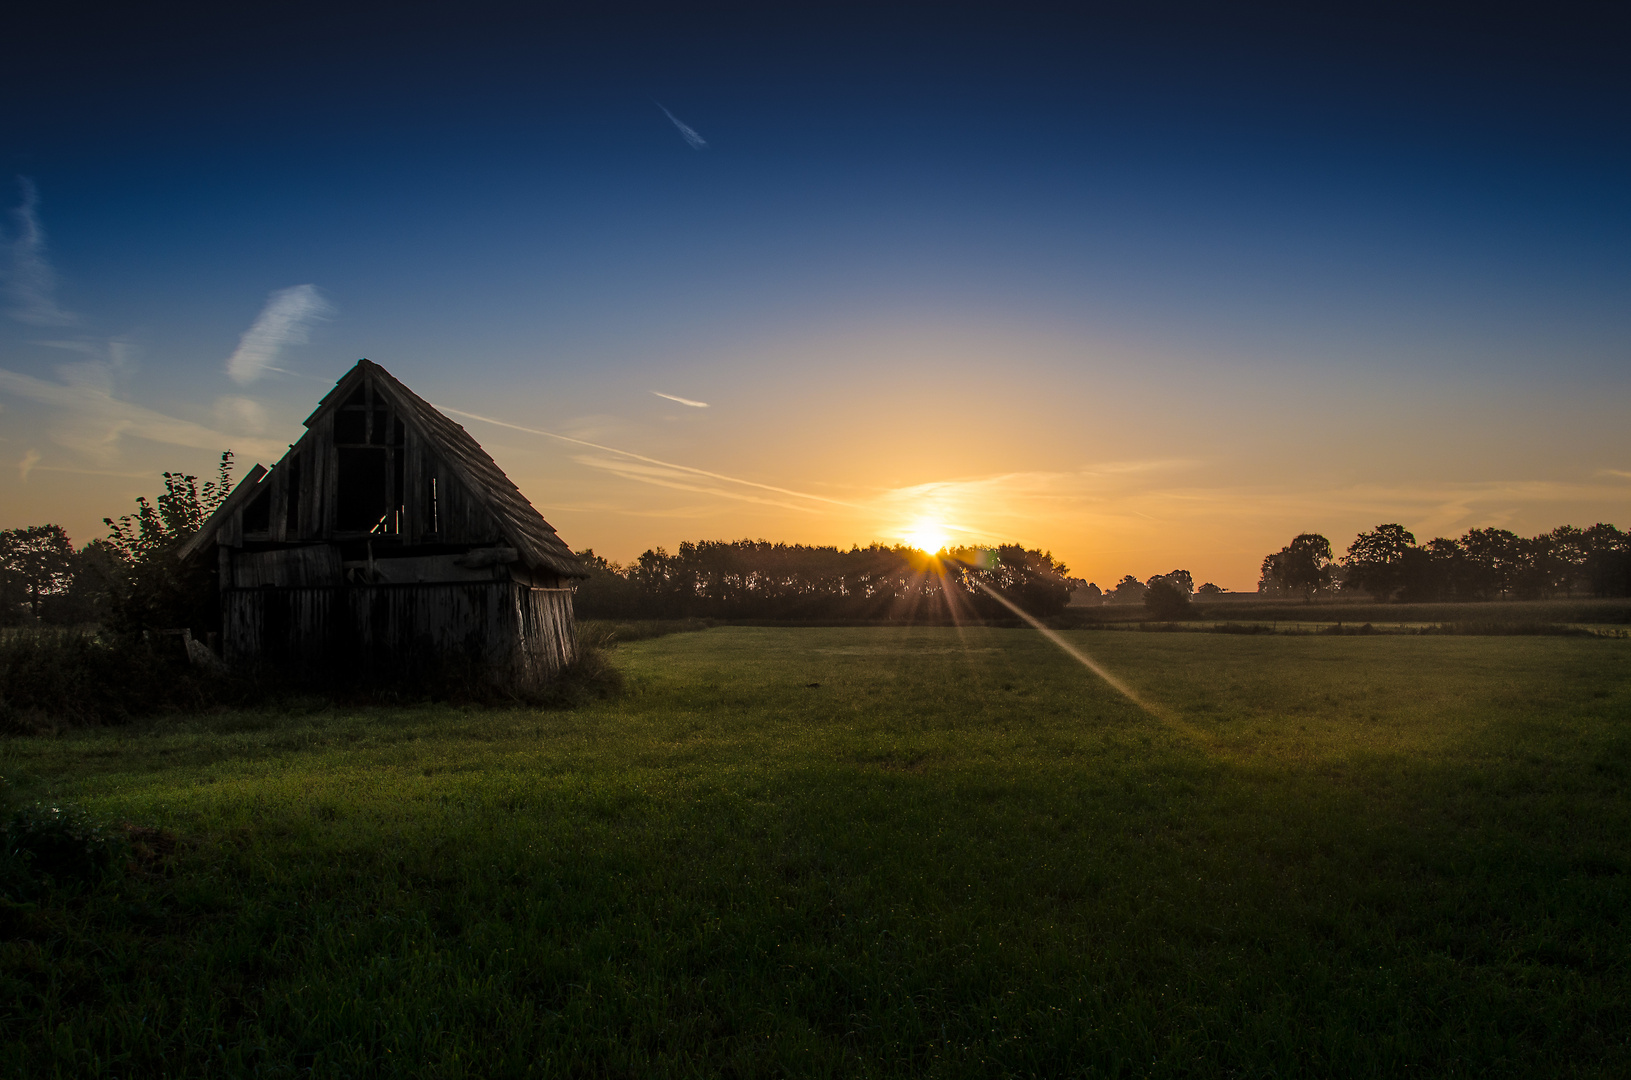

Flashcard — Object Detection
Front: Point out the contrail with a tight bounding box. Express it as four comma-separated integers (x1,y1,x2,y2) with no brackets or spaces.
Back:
437,405,865,509
968,577,1155,715
652,390,709,407
655,103,708,149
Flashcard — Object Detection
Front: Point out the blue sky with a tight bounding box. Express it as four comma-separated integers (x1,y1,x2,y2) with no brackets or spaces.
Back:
2,2,1627,587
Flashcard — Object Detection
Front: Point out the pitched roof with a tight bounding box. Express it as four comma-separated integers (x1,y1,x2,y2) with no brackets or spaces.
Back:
179,359,584,578
354,360,584,577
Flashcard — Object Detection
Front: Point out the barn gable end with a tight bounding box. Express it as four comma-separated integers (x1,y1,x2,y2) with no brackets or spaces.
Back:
180,359,585,690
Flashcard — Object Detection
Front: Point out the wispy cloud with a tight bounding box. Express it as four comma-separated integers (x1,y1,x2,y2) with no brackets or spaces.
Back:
18,449,40,481
0,365,281,464
2,178,77,327
225,284,331,384
652,390,709,408
656,103,708,149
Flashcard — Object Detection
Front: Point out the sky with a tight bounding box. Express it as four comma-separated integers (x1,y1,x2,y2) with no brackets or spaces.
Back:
1,1,1627,589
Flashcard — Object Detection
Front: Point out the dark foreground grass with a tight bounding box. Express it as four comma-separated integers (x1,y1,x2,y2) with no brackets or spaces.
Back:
2,628,1629,1077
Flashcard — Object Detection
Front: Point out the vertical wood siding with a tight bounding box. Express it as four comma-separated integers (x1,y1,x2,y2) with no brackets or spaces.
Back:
223,582,576,692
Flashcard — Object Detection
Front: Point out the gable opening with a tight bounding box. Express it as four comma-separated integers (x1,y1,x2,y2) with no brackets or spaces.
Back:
333,377,408,536
336,448,390,532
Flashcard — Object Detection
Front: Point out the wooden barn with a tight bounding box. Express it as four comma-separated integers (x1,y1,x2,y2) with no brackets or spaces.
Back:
178,358,585,691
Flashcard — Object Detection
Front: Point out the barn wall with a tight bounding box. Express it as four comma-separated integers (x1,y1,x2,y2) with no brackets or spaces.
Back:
223,581,576,691
517,588,577,685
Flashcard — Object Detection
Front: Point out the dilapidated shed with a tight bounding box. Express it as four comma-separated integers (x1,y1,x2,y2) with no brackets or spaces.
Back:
179,359,585,691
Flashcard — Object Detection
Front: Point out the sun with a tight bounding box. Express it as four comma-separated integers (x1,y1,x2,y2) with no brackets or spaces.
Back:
902,521,951,553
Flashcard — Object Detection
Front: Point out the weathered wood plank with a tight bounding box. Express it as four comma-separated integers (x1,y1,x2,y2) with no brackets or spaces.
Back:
403,429,423,545
231,546,343,588
222,579,576,690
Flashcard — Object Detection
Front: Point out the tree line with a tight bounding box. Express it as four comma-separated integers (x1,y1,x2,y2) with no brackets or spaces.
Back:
1259,523,1631,601
572,540,1074,621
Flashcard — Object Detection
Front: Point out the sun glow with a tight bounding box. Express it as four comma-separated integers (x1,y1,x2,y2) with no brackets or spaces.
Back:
902,521,951,553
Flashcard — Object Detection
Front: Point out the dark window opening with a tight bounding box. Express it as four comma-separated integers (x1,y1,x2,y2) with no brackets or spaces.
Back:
242,485,272,534
336,448,389,532
369,408,389,445
341,386,367,409
334,409,366,444
284,453,302,535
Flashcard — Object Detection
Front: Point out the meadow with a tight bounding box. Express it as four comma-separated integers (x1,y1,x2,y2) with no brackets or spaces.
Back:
3,626,1629,1077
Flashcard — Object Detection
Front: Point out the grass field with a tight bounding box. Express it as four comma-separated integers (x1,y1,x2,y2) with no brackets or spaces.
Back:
3,627,1629,1077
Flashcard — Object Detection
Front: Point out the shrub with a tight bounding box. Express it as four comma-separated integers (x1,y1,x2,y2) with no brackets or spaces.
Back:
0,629,230,732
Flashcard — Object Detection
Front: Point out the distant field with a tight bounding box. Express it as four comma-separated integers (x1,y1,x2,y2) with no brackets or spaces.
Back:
1070,595,1631,628
3,627,1629,1076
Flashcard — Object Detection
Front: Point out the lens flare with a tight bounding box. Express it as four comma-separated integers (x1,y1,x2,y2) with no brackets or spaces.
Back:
968,578,1155,716
903,521,950,552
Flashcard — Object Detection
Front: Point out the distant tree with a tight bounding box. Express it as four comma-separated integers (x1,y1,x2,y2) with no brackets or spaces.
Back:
1458,527,1526,599
570,548,649,619
1149,569,1194,596
1143,570,1192,619
1342,524,1416,601
1259,534,1333,600
1196,582,1223,597
956,544,1074,618
1547,526,1590,596
1072,580,1103,605
1582,524,1631,597
1394,537,1461,602
1108,574,1147,604
0,524,76,622
1512,532,1567,599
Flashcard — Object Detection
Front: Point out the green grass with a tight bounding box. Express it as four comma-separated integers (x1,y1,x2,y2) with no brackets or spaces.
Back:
3,627,1629,1077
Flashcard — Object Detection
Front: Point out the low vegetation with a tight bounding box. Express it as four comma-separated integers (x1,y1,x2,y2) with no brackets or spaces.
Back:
0,622,624,734
3,627,1628,1076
